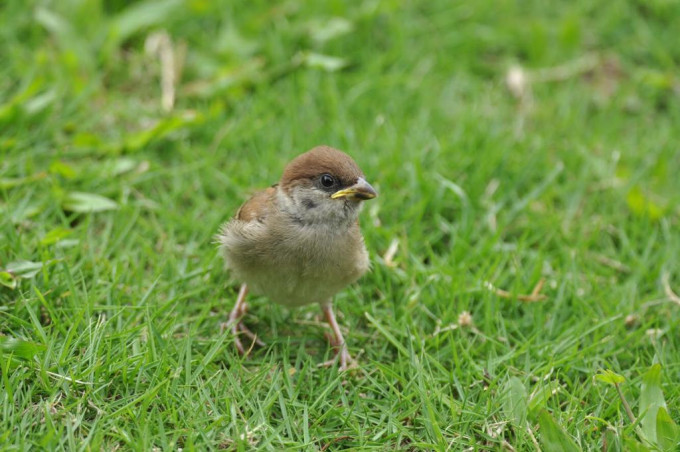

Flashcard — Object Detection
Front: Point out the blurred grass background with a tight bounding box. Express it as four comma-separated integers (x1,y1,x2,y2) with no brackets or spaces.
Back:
1,0,679,449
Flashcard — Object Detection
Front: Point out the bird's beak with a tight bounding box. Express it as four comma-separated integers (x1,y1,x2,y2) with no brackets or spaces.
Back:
331,177,378,201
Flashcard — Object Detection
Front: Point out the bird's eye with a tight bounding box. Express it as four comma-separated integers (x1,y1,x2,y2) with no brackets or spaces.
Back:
320,173,336,188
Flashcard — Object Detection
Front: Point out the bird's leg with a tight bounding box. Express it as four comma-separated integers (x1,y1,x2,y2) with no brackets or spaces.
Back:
320,303,356,370
221,284,263,354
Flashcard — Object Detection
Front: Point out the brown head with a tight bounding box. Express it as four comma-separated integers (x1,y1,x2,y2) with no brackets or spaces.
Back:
278,146,377,225
280,146,377,201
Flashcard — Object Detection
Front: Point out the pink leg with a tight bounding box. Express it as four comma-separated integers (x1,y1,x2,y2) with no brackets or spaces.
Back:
320,304,356,370
221,284,263,355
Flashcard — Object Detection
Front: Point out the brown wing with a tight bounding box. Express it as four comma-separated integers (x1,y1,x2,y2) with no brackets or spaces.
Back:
235,186,277,222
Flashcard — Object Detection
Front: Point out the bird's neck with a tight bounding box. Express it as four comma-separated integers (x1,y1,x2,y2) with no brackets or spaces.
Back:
276,187,360,229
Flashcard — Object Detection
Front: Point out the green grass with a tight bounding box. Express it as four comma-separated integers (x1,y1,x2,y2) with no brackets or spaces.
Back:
2,0,680,449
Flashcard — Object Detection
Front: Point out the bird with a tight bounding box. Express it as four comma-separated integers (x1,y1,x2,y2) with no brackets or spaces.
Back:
216,145,377,369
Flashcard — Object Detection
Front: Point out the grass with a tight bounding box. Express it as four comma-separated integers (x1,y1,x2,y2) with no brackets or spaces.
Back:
1,0,679,449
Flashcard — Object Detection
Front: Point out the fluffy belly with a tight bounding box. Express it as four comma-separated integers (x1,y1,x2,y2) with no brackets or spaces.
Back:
231,256,365,307
219,219,370,307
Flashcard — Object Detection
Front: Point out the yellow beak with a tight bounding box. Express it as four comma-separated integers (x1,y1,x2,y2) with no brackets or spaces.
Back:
331,177,378,201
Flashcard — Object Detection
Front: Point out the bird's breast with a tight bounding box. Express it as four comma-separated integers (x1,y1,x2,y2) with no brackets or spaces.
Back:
228,220,369,307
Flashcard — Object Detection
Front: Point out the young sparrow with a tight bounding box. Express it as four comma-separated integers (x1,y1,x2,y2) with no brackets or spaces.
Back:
216,146,377,369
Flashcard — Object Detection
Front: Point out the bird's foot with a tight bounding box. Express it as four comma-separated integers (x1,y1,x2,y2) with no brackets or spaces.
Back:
319,334,357,371
220,320,245,355
319,304,357,370
222,284,263,356
335,344,357,371
238,322,265,347
220,320,264,355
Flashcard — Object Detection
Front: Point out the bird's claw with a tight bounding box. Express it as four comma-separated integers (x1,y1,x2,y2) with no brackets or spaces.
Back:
221,320,246,355
238,322,265,347
221,320,264,356
318,343,357,371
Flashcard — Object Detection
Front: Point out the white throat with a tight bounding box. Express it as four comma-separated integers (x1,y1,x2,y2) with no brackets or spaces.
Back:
276,186,361,229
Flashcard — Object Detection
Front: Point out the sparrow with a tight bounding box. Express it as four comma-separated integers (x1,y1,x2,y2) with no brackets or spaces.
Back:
216,145,377,369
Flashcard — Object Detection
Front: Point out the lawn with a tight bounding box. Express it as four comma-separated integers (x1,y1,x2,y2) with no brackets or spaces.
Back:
1,0,679,450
